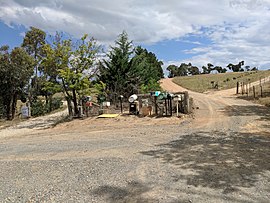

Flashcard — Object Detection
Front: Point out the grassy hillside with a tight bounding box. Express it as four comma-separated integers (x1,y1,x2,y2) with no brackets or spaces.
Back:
172,70,270,93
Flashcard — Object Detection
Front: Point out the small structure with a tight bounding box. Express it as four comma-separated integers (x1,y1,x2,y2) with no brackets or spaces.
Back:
128,94,139,115
128,91,190,117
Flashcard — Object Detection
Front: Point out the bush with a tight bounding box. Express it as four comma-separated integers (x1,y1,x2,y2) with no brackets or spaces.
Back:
31,99,46,117
0,101,5,119
50,97,63,111
31,98,63,117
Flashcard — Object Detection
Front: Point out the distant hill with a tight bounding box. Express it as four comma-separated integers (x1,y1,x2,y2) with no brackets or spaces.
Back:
172,70,270,93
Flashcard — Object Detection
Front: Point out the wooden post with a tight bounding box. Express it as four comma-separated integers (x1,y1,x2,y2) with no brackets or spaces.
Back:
253,86,256,99
260,85,263,97
170,98,173,116
236,82,239,94
120,98,123,113
154,96,158,115
176,99,179,117
184,91,189,114
165,99,168,116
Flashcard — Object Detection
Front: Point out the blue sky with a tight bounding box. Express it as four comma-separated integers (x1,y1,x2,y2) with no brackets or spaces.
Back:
1,0,270,71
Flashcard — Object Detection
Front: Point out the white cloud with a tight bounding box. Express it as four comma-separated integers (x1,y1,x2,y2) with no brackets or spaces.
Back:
1,0,270,69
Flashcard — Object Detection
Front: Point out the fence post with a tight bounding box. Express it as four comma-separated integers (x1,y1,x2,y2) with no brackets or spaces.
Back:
183,91,189,114
247,83,249,95
253,86,256,99
260,85,263,97
154,96,158,115
236,82,239,94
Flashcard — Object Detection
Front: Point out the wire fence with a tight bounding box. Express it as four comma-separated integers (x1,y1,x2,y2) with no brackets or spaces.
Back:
237,76,270,99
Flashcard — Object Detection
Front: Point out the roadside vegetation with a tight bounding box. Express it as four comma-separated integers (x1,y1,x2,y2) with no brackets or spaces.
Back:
172,70,270,93
0,27,163,121
1,26,269,122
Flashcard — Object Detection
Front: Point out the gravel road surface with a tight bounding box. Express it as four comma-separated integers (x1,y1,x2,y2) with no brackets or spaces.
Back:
0,79,269,203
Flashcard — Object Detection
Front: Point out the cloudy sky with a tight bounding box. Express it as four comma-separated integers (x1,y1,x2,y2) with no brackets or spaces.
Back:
1,0,270,71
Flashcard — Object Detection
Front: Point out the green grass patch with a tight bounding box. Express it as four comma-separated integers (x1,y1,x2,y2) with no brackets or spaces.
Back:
172,70,270,93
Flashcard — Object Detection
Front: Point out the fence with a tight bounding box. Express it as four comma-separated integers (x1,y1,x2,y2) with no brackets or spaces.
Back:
236,76,270,99
82,91,191,117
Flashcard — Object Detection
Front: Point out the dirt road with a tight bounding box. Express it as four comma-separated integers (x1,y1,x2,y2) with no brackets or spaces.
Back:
0,79,269,202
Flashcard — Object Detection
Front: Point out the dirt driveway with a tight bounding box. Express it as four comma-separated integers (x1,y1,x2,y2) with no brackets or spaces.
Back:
0,79,269,202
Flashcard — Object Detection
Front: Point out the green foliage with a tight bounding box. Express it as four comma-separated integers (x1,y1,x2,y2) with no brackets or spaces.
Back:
0,45,34,120
41,33,99,116
167,63,193,77
99,31,134,98
50,98,63,111
227,61,245,72
131,46,164,86
22,27,47,100
31,99,46,117
22,26,46,59
31,98,63,117
188,65,200,75
99,32,164,99
167,64,178,78
140,79,161,93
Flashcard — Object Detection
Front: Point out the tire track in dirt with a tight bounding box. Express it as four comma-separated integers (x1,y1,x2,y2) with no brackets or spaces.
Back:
160,78,229,130
160,78,267,132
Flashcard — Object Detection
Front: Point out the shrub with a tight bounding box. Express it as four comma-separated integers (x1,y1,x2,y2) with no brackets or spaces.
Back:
31,99,46,117
50,97,63,111
31,98,63,117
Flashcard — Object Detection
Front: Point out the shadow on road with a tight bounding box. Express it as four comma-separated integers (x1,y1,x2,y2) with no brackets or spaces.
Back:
224,105,270,121
141,131,270,194
92,181,157,203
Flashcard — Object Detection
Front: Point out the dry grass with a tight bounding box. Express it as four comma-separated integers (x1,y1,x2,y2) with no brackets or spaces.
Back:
250,81,270,106
172,70,270,93
258,97,270,107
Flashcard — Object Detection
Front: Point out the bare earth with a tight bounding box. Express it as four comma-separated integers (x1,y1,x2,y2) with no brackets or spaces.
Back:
0,79,269,203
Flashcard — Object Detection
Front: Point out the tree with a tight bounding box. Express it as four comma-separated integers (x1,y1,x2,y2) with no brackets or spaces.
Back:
207,63,214,73
22,27,46,76
245,66,250,71
42,33,99,117
22,27,47,111
251,67,258,71
214,66,223,73
67,34,99,115
98,31,134,100
188,65,200,75
166,63,191,77
227,61,244,72
166,64,178,78
202,65,208,74
0,46,34,120
178,63,189,76
130,46,164,92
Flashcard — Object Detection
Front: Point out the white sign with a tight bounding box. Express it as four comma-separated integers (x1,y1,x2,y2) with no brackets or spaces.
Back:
21,106,29,118
102,102,110,107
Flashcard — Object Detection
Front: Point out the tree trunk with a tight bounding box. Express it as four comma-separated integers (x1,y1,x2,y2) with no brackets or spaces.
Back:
11,92,17,120
49,95,53,112
61,79,73,118
66,97,73,118
72,89,79,116
5,97,12,120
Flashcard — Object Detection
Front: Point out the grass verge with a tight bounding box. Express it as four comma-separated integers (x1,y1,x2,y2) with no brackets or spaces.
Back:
172,70,270,93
